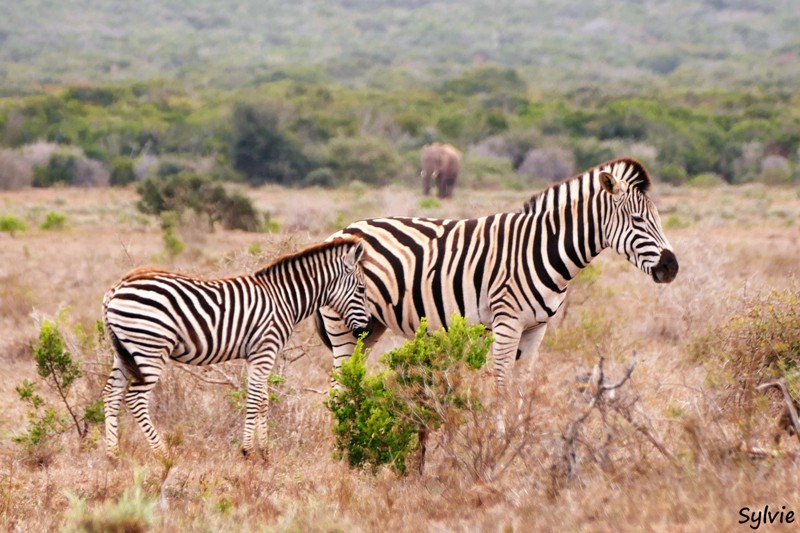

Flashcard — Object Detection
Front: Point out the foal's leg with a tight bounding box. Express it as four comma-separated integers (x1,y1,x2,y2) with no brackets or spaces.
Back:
103,356,129,458
124,352,168,456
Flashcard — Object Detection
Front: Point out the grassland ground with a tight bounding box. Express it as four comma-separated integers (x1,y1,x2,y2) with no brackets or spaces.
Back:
1,182,799,531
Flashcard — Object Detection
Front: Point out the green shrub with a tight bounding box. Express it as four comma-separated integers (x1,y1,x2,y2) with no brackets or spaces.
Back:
461,155,519,190
33,150,78,187
15,317,99,452
14,380,67,450
160,211,185,258
325,136,404,186
328,340,416,473
303,167,340,188
137,171,261,232
40,211,68,231
109,156,136,186
0,214,27,235
328,315,492,474
687,173,726,188
419,197,441,209
231,102,313,185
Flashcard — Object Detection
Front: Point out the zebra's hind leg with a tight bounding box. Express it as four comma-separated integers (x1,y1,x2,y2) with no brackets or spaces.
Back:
124,353,168,456
103,356,129,458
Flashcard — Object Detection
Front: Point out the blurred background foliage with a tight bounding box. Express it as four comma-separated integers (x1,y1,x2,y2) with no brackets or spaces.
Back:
0,0,798,190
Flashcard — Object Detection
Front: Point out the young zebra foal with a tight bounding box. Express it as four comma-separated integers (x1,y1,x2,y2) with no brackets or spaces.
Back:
102,237,369,458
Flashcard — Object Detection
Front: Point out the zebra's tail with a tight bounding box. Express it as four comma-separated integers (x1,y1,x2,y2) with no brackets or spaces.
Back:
313,310,334,351
108,328,145,384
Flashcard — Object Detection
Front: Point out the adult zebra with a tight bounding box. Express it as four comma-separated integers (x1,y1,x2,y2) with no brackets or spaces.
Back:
102,237,369,457
316,158,678,388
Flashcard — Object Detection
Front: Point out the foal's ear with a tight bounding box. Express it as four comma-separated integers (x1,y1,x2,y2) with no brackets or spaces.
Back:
343,240,365,270
599,171,622,195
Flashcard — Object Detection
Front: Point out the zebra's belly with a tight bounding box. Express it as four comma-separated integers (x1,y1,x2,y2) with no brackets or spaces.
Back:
169,339,248,365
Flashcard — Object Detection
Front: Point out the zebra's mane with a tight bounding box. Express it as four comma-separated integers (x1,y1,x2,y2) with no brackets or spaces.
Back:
522,157,651,214
254,236,361,278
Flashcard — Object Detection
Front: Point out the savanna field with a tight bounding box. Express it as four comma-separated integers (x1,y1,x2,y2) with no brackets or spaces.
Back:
1,181,799,532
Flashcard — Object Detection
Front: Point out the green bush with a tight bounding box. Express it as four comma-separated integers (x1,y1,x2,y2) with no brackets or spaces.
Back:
231,102,314,185
303,167,340,188
15,317,100,452
325,136,404,186
40,211,68,230
137,171,261,232
109,156,136,186
160,211,185,258
328,315,492,474
33,151,78,187
0,214,27,235
328,342,417,473
460,155,519,190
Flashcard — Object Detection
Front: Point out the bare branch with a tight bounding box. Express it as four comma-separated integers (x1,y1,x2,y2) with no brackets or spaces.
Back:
757,380,800,446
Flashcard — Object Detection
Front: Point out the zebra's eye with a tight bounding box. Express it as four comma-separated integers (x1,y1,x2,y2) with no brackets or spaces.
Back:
632,215,645,225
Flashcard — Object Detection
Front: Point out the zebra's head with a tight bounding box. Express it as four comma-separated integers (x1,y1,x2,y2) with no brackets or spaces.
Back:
328,239,372,337
599,162,679,284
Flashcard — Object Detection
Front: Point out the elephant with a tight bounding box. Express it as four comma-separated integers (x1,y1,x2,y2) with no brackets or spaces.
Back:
420,142,461,199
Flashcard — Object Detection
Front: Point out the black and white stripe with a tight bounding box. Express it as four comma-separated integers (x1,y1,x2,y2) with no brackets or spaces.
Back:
103,237,368,457
316,158,678,388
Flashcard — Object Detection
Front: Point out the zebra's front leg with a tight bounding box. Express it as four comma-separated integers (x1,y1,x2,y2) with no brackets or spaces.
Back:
242,352,277,457
103,357,128,458
124,355,167,456
515,323,548,380
489,318,524,392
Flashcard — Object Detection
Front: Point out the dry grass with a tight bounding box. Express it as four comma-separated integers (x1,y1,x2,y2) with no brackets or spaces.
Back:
1,183,799,531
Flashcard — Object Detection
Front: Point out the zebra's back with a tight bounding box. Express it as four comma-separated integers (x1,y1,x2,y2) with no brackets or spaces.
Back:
104,270,273,365
337,212,555,336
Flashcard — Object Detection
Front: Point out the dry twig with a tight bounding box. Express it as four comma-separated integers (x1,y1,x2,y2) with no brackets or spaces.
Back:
756,380,800,446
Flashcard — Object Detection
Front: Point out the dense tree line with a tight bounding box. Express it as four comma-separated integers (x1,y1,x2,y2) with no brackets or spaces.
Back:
0,68,798,192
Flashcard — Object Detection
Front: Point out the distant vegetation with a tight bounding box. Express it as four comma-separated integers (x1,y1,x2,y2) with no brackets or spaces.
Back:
0,74,797,193
0,1,798,201
2,0,799,93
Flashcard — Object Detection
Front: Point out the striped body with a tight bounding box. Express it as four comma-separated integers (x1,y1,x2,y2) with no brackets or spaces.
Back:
103,238,368,457
317,158,678,388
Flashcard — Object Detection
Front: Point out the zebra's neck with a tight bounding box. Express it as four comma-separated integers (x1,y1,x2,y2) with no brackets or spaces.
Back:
256,260,331,326
522,170,608,287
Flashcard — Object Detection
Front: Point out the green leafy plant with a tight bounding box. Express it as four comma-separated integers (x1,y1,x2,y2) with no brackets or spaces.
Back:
109,155,136,186
15,315,104,451
327,315,492,474
0,214,27,235
160,211,185,258
418,197,441,209
13,379,67,450
32,150,78,187
40,211,68,230
328,341,417,473
137,171,261,231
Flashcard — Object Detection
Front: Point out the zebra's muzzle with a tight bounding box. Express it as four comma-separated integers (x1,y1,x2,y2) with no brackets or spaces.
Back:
651,249,679,284
352,326,371,339
351,317,374,339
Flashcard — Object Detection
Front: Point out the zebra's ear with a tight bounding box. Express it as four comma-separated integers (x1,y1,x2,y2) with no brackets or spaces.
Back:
599,171,622,196
343,240,365,270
